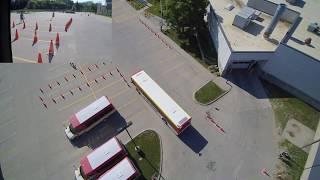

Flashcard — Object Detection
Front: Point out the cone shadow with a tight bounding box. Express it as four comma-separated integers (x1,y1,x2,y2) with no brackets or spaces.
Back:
48,54,54,63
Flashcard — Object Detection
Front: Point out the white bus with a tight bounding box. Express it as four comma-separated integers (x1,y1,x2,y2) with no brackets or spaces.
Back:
65,96,116,140
131,70,191,135
75,137,127,180
98,157,140,180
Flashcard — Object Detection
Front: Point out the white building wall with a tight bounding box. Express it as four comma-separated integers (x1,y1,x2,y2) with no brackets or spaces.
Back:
207,8,232,74
260,44,320,109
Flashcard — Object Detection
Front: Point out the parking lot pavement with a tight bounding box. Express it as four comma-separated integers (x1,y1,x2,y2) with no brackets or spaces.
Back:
113,0,278,179
11,12,112,63
0,62,162,179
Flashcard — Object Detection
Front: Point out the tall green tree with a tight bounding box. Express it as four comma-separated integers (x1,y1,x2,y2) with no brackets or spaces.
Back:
165,0,208,33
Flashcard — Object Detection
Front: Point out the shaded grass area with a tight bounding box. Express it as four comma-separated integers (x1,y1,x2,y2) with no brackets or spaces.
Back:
125,130,161,180
145,0,161,17
164,27,217,69
261,80,319,179
195,81,225,104
127,0,146,10
261,80,320,131
279,140,308,180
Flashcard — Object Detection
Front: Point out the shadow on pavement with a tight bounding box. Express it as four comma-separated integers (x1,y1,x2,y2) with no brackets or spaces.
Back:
71,111,127,149
0,164,4,180
225,69,292,99
178,125,208,153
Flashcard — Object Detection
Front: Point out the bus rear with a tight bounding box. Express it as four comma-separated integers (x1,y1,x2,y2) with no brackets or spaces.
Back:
75,137,127,180
65,96,115,140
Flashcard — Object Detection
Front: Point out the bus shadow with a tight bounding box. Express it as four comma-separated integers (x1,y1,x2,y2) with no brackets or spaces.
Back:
0,163,4,180
71,111,127,149
178,126,208,154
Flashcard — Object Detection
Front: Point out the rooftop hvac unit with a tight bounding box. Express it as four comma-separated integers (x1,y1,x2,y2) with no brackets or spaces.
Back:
307,23,320,34
286,0,296,4
232,6,260,29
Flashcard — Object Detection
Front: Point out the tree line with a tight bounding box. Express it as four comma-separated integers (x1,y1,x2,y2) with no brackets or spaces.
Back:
11,0,97,12
163,0,209,34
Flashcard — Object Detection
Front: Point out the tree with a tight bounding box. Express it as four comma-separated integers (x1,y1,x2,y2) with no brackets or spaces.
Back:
165,0,208,33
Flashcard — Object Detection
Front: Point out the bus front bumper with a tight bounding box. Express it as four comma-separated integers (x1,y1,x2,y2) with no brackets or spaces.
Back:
65,125,76,140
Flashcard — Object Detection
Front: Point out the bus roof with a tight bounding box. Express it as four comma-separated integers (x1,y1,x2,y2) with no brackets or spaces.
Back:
98,157,137,180
70,96,111,128
80,137,123,175
131,70,191,128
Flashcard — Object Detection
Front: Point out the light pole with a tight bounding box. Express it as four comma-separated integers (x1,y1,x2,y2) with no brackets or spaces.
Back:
117,121,139,148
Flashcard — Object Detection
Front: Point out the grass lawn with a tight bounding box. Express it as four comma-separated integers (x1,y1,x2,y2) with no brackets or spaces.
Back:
261,80,320,179
125,130,161,180
261,80,320,132
127,0,146,10
195,81,225,104
145,0,161,17
279,140,308,180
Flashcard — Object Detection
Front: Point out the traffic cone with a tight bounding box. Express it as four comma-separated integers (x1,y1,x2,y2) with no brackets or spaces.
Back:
37,53,43,63
48,40,54,55
55,33,60,46
33,31,38,45
49,23,52,32
23,21,26,29
35,22,38,31
12,21,15,28
14,29,19,40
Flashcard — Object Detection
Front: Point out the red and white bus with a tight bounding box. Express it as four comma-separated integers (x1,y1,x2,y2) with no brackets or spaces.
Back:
98,157,140,180
75,137,127,180
65,96,116,140
131,70,191,135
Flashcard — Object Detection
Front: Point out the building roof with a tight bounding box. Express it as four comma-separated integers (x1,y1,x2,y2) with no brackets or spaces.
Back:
209,0,290,52
268,0,320,60
209,0,320,60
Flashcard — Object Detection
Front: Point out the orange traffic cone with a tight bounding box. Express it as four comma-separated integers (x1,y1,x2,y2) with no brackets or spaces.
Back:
49,23,52,32
14,29,19,40
23,21,26,29
48,40,54,55
55,33,60,46
33,31,38,45
35,22,38,31
12,21,15,28
37,53,43,63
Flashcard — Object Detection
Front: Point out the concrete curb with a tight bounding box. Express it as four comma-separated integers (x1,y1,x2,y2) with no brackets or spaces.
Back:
123,129,163,180
193,79,232,106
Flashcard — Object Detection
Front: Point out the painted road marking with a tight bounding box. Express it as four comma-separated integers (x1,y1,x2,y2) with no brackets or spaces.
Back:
21,37,51,43
58,79,124,111
13,56,36,63
78,64,96,99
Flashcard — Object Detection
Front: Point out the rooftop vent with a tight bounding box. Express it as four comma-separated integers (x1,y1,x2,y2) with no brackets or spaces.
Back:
225,4,235,11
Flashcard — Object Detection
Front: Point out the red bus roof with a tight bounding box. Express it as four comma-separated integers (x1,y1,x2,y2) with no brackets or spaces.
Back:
98,157,138,180
80,137,124,176
70,96,111,129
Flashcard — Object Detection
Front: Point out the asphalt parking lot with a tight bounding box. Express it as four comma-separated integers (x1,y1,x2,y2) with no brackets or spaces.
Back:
11,12,112,63
0,62,167,179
